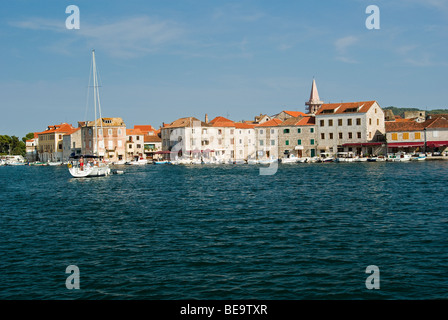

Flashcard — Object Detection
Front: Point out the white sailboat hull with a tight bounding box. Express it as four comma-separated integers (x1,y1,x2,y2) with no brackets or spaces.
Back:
69,165,111,178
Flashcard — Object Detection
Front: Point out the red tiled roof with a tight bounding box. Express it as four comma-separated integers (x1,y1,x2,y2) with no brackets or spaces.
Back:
385,121,424,132
284,111,307,117
234,122,255,129
126,129,144,135
144,135,162,143
280,116,315,126
37,123,76,136
63,127,81,136
134,125,156,134
210,116,232,124
256,119,283,127
315,101,377,115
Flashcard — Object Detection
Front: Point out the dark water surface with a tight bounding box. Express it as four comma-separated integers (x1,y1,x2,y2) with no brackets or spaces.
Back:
1,161,447,299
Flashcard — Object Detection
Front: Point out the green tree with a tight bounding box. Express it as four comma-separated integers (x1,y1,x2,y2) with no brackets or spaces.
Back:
22,132,35,143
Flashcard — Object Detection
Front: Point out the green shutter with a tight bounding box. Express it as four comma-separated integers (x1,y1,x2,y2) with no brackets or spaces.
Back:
297,139,301,145
310,139,314,145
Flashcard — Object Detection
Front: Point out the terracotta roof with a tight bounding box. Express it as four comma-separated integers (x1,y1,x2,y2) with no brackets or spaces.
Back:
164,117,209,128
63,127,81,136
255,119,283,127
315,101,377,115
37,123,76,136
144,135,162,143
385,121,424,132
234,122,255,129
209,116,235,127
284,110,307,117
134,125,156,134
423,116,448,129
126,129,144,136
280,116,316,126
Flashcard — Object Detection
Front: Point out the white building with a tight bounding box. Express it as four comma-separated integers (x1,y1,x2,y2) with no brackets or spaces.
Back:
62,127,81,161
315,101,386,156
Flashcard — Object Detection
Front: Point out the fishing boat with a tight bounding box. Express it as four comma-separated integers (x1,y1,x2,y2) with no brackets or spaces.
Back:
68,50,111,178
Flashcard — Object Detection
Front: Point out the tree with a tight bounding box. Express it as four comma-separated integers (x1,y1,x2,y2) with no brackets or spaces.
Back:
22,132,35,143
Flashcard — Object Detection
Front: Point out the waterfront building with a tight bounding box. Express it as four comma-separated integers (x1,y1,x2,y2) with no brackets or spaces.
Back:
62,127,81,161
254,119,283,161
25,133,39,162
37,123,76,162
81,117,126,162
126,128,145,161
233,122,256,161
277,116,317,158
161,116,211,160
385,115,448,154
315,101,386,156
143,135,162,160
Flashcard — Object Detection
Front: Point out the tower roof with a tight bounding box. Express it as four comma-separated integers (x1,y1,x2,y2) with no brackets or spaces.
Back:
306,79,323,106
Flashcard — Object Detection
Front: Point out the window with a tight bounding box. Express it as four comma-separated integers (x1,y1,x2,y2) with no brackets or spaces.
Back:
230,129,234,135
105,120,112,124
284,129,290,134
59,135,62,140
369,118,372,125
403,132,409,140
415,132,421,139
348,132,353,139
339,132,343,139
218,139,222,145
259,140,264,146
137,144,141,149
297,128,301,134
98,129,103,136
329,133,333,139
320,120,324,127
347,119,352,126
137,136,140,140
369,132,372,139
328,120,333,126
239,139,242,144
321,133,325,139
375,108,377,113
310,139,315,145
377,119,379,125
391,133,398,140
338,119,342,126
230,138,234,144
73,142,76,148
271,140,275,146
297,139,302,145
108,129,113,136
260,129,264,134
271,129,275,134
218,129,222,135
356,118,361,125
202,129,207,134
310,128,314,133
118,140,122,147
357,132,361,139
285,140,289,146
239,130,242,134
108,141,113,149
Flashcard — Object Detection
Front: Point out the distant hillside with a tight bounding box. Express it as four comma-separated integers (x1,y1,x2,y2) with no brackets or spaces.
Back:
384,106,448,117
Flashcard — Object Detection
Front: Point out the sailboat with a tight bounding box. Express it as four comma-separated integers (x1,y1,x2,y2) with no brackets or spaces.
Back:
68,50,111,178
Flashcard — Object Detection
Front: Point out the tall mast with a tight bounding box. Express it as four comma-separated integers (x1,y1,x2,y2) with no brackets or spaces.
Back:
92,50,98,155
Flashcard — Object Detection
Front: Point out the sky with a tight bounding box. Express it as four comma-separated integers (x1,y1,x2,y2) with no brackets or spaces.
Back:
1,0,447,137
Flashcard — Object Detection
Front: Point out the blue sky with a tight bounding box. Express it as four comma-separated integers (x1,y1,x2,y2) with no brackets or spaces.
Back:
1,0,447,137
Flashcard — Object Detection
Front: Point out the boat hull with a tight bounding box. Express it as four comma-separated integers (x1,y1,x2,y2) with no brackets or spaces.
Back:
69,165,111,178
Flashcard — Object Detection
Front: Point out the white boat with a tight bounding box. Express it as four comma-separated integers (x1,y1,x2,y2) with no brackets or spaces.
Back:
319,153,334,162
233,159,246,164
280,154,299,163
126,158,147,165
387,153,411,162
154,160,169,165
47,161,63,166
5,155,26,165
112,160,127,165
296,157,310,163
247,159,259,164
411,154,426,161
258,158,277,164
69,50,110,178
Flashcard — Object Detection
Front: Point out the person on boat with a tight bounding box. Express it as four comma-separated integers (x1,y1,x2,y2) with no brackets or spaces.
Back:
79,157,84,171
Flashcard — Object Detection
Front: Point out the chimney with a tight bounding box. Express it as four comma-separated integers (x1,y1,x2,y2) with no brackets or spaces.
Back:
205,114,209,124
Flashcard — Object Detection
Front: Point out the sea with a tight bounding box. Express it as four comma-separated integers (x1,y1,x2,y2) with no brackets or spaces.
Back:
0,161,447,300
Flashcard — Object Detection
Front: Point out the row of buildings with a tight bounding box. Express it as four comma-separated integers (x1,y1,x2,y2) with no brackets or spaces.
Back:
160,80,448,162
26,121,162,163
25,79,448,163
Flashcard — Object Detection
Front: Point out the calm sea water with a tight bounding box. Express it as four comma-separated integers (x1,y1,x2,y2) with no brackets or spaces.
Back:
0,161,447,300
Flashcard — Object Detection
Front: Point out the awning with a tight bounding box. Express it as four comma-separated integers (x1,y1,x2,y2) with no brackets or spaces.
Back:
342,142,384,147
387,142,424,148
426,141,448,148
154,151,172,154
